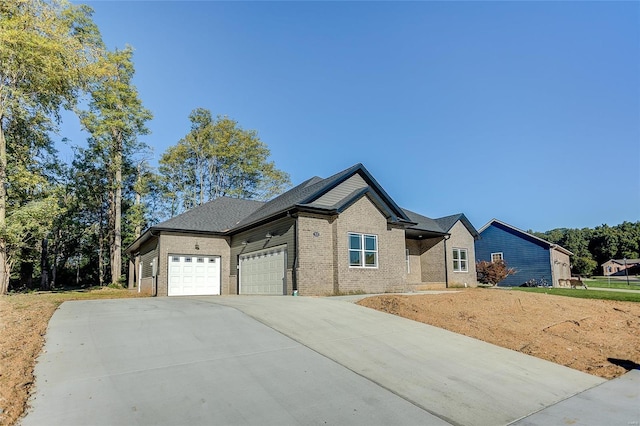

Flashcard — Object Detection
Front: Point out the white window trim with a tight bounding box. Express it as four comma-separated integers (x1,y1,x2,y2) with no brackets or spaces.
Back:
491,252,504,262
348,233,378,268
452,248,468,272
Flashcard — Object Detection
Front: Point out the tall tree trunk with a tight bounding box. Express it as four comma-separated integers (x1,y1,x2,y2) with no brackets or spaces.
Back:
0,125,9,294
98,236,104,286
110,133,122,285
134,163,142,239
19,247,33,289
40,237,50,290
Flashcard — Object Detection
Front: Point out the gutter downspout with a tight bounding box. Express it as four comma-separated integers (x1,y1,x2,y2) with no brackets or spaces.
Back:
154,232,160,297
291,212,298,295
443,234,451,288
549,245,557,287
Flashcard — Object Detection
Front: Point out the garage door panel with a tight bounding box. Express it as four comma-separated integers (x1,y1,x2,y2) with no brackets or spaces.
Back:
168,254,221,296
239,247,285,295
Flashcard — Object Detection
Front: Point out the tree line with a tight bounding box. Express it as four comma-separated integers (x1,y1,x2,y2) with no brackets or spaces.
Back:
532,221,640,276
2,1,635,294
0,0,289,294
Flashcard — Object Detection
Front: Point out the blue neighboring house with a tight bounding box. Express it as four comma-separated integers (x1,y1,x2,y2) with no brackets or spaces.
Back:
475,219,573,287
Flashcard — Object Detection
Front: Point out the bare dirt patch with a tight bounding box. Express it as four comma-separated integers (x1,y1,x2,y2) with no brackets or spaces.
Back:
0,288,146,426
357,288,640,380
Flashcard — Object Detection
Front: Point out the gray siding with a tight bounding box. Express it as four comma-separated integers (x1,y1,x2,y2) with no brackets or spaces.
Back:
312,173,367,207
140,239,158,278
231,217,296,271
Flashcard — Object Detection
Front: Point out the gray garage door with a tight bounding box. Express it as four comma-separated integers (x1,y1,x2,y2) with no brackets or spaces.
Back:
239,246,286,295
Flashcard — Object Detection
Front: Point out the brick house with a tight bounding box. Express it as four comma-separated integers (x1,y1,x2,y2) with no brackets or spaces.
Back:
125,163,479,296
602,258,640,276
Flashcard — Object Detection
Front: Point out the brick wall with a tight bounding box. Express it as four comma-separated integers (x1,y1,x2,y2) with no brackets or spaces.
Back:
334,196,408,294
139,277,154,295
297,213,336,295
157,232,231,296
420,238,446,283
447,221,478,287
296,196,409,295
406,239,422,283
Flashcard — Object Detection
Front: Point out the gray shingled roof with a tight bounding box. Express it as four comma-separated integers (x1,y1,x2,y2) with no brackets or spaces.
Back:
127,164,421,253
402,208,446,234
233,163,412,230
154,196,265,233
435,213,480,239
435,214,462,233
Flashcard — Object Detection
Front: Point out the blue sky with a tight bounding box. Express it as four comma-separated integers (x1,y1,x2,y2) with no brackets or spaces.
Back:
61,1,640,232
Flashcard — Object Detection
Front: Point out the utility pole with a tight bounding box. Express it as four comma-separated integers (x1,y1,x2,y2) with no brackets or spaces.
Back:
624,258,630,286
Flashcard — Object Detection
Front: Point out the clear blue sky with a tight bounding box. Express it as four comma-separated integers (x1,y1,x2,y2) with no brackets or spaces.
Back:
61,1,640,232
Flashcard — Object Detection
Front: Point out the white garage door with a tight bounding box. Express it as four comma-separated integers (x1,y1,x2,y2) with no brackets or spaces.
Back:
168,255,221,296
239,246,286,295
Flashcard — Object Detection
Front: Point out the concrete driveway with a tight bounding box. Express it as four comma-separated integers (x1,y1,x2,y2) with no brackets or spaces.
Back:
22,295,627,426
21,298,447,426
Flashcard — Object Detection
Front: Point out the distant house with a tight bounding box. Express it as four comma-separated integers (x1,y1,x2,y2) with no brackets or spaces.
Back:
475,219,573,287
602,259,640,276
125,163,479,296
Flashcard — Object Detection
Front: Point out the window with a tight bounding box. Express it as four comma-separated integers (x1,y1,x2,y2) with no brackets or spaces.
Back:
172,256,180,262
491,252,503,263
453,248,468,272
184,257,192,263
197,258,204,263
349,233,377,268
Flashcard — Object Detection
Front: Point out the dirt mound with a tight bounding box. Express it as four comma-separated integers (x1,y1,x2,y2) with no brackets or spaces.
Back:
357,289,640,379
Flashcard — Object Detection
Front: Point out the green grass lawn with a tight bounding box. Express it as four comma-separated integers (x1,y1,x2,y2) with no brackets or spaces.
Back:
585,277,640,289
513,287,640,302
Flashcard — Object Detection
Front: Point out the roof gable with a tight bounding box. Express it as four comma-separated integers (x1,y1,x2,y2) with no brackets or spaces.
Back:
479,219,573,255
233,163,413,230
436,213,479,239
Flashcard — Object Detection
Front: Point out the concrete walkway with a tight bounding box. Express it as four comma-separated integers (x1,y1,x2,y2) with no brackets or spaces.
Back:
588,286,640,294
205,296,607,426
511,369,640,425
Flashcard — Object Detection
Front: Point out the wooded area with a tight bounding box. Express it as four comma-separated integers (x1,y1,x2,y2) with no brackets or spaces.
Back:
532,221,640,276
0,0,289,293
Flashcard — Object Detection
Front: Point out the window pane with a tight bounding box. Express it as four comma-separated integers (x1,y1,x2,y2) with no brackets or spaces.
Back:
453,260,459,271
349,234,361,250
365,252,376,266
453,250,459,260
460,250,467,260
364,235,376,251
350,250,361,266
461,260,467,271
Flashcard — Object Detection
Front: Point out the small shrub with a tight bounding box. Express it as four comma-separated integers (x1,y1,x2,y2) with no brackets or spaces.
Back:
476,260,516,286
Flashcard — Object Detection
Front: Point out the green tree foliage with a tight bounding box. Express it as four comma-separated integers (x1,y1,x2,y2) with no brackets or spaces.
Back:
159,108,290,216
534,221,640,276
476,260,516,286
79,47,152,285
0,0,104,293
